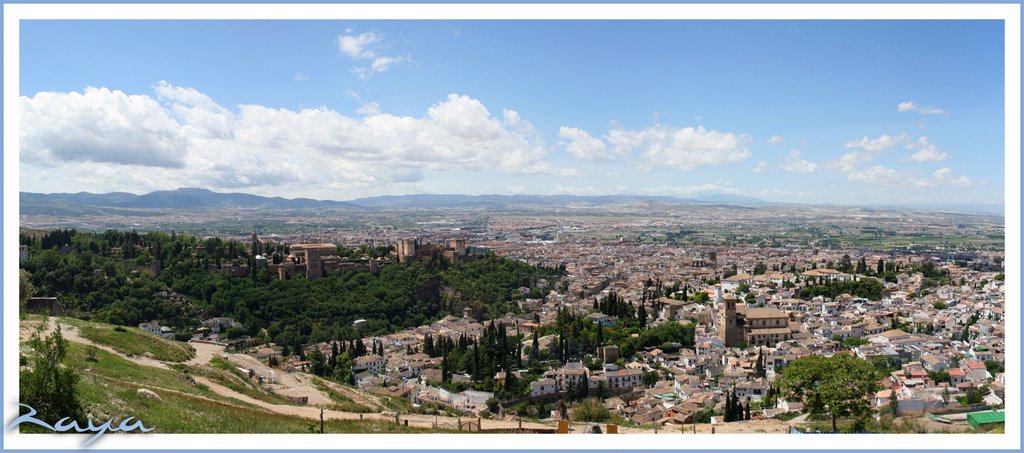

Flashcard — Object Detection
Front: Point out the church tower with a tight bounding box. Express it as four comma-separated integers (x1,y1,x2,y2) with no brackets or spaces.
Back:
719,296,743,347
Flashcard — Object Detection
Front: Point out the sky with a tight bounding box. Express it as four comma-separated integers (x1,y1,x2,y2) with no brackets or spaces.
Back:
18,19,1006,205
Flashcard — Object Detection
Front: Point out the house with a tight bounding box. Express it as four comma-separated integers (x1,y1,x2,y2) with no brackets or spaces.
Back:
551,364,589,392
138,320,174,339
920,353,949,372
530,378,558,396
963,361,990,382
587,312,619,327
721,274,754,292
352,354,386,375
948,368,966,385
735,379,769,402
605,368,643,390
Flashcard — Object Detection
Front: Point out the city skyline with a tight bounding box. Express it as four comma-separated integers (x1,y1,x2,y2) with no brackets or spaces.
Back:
18,20,1006,206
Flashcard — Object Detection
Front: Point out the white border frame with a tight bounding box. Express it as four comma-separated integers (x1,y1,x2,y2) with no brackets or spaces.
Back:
3,3,1020,450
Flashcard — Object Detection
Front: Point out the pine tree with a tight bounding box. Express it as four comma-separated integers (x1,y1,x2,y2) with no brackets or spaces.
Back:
877,258,884,276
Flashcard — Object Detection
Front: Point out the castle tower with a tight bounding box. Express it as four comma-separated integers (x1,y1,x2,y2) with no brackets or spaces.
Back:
397,238,417,264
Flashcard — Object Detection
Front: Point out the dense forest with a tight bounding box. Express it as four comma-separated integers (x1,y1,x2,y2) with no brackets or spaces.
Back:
20,229,563,347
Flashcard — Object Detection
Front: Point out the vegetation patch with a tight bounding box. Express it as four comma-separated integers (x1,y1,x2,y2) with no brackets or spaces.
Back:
72,321,193,362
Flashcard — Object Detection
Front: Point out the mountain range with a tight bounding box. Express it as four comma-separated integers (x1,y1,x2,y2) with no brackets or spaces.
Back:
18,187,1003,216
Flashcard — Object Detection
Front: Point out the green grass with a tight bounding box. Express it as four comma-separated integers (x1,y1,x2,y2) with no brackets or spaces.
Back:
66,342,225,402
309,377,374,413
64,318,194,362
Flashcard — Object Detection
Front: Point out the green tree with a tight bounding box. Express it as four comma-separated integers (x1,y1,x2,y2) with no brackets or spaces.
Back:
20,324,85,425
19,269,33,310
776,354,882,432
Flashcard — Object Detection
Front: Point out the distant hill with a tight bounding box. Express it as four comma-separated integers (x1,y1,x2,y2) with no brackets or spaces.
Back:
19,188,1002,217
20,188,358,213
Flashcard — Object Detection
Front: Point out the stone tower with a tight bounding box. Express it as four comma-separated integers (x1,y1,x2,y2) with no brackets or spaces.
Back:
719,296,743,347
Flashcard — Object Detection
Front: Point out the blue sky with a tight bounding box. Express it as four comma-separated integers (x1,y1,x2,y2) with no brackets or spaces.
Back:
18,20,1005,205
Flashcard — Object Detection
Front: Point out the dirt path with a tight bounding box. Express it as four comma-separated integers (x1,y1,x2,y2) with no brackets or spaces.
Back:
186,341,223,367
26,317,171,370
187,341,333,407
191,375,553,431
314,377,387,410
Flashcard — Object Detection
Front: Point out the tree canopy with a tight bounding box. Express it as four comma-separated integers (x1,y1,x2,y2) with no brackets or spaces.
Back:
776,354,882,432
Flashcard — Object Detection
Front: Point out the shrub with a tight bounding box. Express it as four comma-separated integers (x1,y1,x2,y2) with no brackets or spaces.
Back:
571,398,610,423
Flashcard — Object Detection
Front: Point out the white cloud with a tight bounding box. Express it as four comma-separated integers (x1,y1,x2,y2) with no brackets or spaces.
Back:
337,31,408,79
293,73,310,81
844,165,982,188
830,133,976,189
901,137,948,162
844,133,908,152
559,168,581,177
20,86,190,168
357,102,381,116
547,183,741,198
778,150,819,173
769,135,784,145
338,31,383,59
550,184,628,196
20,84,555,196
751,160,767,173
559,126,611,161
605,124,751,171
897,101,946,115
828,133,908,173
644,184,742,198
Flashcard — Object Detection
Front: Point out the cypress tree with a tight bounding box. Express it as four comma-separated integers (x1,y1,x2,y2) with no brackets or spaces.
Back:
530,330,540,360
